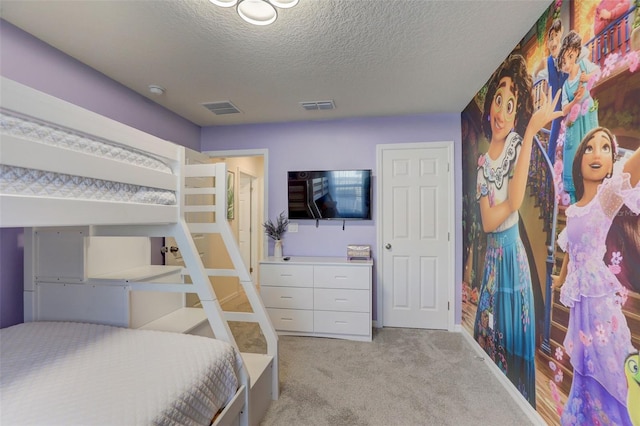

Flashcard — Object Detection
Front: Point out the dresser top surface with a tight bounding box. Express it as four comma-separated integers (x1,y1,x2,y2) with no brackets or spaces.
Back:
260,256,372,266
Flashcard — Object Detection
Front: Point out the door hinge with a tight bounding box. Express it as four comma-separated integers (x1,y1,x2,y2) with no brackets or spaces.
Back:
250,267,253,273
448,301,450,310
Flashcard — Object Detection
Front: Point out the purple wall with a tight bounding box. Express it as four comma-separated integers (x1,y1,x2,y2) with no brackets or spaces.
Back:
0,20,200,328
0,18,465,327
0,20,200,148
0,229,24,327
202,116,463,323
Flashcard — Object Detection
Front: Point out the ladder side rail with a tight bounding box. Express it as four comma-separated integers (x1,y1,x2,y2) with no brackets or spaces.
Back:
213,164,280,399
183,160,251,426
173,218,251,426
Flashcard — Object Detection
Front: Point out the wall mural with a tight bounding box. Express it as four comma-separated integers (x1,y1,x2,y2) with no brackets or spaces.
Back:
461,1,640,424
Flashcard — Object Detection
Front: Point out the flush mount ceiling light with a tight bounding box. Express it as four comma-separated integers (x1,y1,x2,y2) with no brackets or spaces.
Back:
148,85,165,95
209,0,298,26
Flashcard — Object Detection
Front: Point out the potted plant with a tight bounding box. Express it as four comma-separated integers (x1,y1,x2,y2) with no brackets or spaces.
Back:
263,211,289,258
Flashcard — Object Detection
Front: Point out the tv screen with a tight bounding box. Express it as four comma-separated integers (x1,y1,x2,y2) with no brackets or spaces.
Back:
287,170,372,220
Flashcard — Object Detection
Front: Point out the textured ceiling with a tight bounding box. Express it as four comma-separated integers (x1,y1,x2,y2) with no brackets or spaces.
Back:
0,0,551,127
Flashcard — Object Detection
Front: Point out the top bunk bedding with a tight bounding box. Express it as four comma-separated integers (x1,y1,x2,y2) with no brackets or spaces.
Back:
0,77,184,227
0,321,242,425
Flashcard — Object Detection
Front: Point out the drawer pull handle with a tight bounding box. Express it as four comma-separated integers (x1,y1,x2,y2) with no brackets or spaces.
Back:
281,317,293,321
280,274,293,277
335,298,348,302
280,296,293,299
335,321,348,324
334,275,348,279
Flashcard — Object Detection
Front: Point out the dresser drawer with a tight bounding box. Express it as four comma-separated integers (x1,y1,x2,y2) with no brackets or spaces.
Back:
261,286,313,310
313,265,370,289
260,264,313,287
314,289,369,312
314,311,370,336
267,308,313,332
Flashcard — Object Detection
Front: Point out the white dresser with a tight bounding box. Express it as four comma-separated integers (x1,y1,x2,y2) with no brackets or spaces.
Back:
259,256,373,342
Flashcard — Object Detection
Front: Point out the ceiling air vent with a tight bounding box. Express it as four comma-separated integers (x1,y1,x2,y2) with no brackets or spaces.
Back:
202,101,242,115
300,100,335,111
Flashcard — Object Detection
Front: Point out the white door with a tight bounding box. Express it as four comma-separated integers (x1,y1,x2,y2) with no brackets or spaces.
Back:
378,143,453,329
238,171,257,283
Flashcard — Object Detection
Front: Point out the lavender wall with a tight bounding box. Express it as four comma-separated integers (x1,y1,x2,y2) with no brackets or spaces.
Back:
0,18,465,327
202,116,463,323
0,230,24,327
0,20,201,328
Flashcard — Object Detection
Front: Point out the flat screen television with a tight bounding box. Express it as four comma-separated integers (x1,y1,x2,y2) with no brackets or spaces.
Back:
287,169,372,220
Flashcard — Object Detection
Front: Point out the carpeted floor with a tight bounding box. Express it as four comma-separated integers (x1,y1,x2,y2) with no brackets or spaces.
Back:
229,322,539,426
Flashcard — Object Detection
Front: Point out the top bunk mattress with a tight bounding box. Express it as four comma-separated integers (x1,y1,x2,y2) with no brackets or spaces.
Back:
0,110,177,206
0,321,242,425
0,77,184,227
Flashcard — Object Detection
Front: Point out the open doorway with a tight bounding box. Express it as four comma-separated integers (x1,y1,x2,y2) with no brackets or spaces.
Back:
205,149,267,311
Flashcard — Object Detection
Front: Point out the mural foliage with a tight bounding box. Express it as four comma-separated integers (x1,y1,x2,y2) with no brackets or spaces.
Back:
461,1,640,424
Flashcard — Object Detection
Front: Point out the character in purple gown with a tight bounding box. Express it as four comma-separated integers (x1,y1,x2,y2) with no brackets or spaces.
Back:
555,127,640,425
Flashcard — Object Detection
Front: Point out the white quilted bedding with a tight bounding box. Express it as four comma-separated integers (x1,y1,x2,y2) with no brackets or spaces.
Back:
0,322,242,425
0,110,178,205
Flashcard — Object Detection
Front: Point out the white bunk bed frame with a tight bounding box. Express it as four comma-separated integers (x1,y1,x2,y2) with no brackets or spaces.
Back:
0,77,278,426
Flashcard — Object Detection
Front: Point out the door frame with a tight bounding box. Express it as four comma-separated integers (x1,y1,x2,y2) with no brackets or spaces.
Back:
238,168,259,283
375,141,455,330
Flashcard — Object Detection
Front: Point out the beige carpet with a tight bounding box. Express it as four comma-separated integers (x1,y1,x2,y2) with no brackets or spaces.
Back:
229,322,538,426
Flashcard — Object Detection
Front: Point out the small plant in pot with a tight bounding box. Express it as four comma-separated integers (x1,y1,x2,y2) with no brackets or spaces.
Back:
263,211,289,258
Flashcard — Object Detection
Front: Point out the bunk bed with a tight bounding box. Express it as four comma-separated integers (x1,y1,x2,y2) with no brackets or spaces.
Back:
0,77,278,426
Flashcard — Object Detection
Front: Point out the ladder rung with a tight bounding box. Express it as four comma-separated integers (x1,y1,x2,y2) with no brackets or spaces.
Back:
182,268,238,277
224,311,260,322
184,163,219,177
184,187,216,195
188,223,221,233
184,205,216,213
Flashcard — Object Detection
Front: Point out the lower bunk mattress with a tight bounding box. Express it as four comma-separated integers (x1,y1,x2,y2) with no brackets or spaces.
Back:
0,321,243,425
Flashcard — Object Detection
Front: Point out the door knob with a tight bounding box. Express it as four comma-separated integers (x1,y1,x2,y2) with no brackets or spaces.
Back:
385,243,392,250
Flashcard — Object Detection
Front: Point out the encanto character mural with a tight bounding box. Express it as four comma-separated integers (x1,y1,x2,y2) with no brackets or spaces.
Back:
554,127,639,424
461,1,640,425
474,54,562,406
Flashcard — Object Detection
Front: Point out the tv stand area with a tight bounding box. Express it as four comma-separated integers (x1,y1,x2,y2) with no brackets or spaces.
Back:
259,257,373,342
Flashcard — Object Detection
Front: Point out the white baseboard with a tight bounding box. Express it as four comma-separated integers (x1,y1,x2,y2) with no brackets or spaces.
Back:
458,330,547,426
220,291,243,310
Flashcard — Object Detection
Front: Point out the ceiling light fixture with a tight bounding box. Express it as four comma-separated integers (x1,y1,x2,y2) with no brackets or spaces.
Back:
209,0,298,26
148,85,165,95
